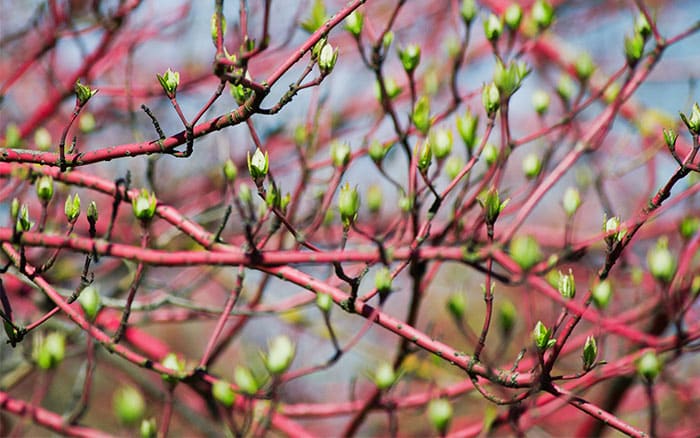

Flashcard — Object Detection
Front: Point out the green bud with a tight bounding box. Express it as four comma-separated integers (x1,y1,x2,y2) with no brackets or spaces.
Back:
647,237,676,283
556,74,576,103
592,279,613,309
634,13,651,40
498,300,516,334
156,69,179,97
64,194,81,223
412,95,431,135
373,361,396,390
368,140,387,163
427,398,453,434
316,292,333,312
663,128,677,150
36,175,54,203
483,143,499,166
680,102,700,135
557,269,576,299
574,52,595,82
34,332,66,369
691,276,700,297
445,155,464,180
456,110,479,152
482,82,500,117
161,353,184,383
87,201,98,224
636,351,661,383
132,189,157,222
375,267,393,302
522,153,542,179
331,141,351,168
562,187,581,217
460,0,477,24
375,77,402,102
398,194,413,213
311,37,327,60
624,33,645,67
367,184,383,214
531,0,555,31
318,42,338,75
212,380,236,407
582,336,597,371
11,198,20,219
237,185,252,205
531,90,550,115
382,31,394,49
398,44,421,73
483,13,503,42
113,386,146,425
604,82,621,104
338,183,360,227
230,79,252,105
416,139,432,173
478,187,509,226
234,365,259,395
510,235,542,270
78,285,101,320
345,10,363,37
446,292,466,321
74,79,97,105
4,123,22,148
265,335,296,374
533,320,556,351
247,148,269,185
15,204,33,233
79,112,96,133
505,4,523,30
679,215,700,240
300,0,327,33
603,215,624,244
34,128,52,150
140,418,157,438
223,159,238,182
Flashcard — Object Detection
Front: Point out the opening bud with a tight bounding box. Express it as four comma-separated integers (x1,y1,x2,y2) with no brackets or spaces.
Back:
156,69,179,97
533,320,556,351
398,44,421,73
36,175,54,203
212,380,236,407
483,13,503,42
132,189,157,222
582,336,597,371
345,10,363,37
338,183,360,227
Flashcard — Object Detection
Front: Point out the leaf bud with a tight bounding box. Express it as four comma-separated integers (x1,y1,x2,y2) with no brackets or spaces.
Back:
132,189,157,222
446,292,466,321
338,183,360,227
397,44,421,73
345,10,363,37
504,4,523,31
367,184,383,214
557,269,576,299
522,153,542,179
331,141,351,168
592,279,613,309
531,89,550,116
264,335,296,374
247,148,269,186
510,235,542,270
212,380,236,407
482,82,500,117
646,236,676,283
36,175,54,203
78,285,101,321
636,351,661,383
427,398,453,434
373,361,396,390
582,336,597,371
531,0,555,31
113,386,145,425
234,365,259,395
318,43,338,75
64,194,81,223
412,95,431,135
74,79,97,105
562,187,581,217
483,13,503,42
455,110,478,152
